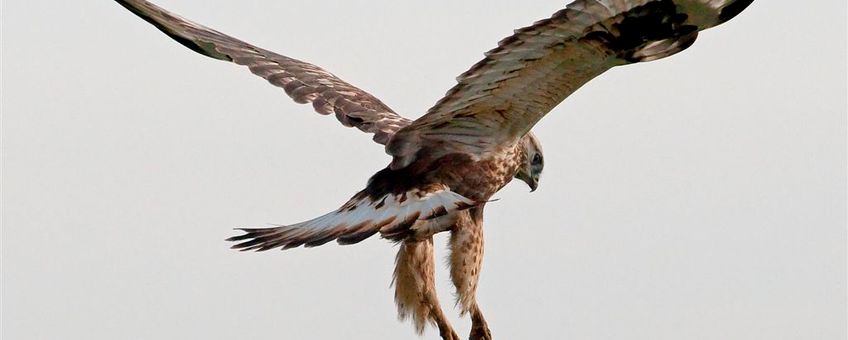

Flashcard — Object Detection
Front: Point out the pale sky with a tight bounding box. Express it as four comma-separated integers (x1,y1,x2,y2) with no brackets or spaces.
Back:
2,1,846,339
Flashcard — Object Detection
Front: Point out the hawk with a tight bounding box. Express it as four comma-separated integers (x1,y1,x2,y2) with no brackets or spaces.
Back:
114,0,754,339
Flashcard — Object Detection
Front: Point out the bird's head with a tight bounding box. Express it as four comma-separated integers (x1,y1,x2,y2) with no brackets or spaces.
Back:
515,132,544,192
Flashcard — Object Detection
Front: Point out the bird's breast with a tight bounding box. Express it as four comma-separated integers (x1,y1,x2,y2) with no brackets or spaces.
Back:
426,150,522,202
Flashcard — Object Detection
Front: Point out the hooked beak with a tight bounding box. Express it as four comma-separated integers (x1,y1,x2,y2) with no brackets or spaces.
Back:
517,172,540,192
528,176,539,192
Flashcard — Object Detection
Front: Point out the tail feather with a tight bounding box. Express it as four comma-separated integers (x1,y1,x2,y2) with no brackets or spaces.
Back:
227,185,476,251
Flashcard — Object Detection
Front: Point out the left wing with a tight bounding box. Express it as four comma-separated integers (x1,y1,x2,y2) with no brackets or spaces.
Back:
387,0,754,169
115,0,412,145
227,184,477,251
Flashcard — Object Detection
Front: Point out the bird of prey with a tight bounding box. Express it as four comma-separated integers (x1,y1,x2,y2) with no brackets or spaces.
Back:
114,0,754,339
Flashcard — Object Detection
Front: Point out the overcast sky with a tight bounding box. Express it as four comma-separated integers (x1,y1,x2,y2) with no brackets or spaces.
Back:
3,1,846,339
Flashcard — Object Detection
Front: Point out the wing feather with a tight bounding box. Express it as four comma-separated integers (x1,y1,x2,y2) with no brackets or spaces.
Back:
115,0,412,145
227,184,478,251
387,0,753,169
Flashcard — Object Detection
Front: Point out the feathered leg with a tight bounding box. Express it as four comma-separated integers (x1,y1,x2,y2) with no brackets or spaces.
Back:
449,208,491,340
393,237,460,340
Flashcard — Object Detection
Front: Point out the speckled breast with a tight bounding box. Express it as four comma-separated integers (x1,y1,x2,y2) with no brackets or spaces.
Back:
427,146,523,202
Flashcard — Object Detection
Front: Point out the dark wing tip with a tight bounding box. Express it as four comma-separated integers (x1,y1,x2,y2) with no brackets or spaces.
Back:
226,227,289,251
718,0,755,24
115,0,233,61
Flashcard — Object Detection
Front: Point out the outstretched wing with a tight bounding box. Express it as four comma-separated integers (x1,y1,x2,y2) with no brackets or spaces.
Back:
227,184,477,251
115,0,412,145
387,0,753,168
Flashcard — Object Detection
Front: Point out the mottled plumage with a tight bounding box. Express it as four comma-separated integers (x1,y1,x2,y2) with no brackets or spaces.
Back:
393,238,457,339
114,0,754,338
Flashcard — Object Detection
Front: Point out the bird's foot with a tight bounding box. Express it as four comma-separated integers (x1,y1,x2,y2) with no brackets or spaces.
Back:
468,306,491,340
469,325,492,340
439,327,461,340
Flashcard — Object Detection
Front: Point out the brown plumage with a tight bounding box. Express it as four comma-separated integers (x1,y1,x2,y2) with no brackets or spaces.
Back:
450,208,490,339
393,238,459,339
393,207,490,340
114,0,754,338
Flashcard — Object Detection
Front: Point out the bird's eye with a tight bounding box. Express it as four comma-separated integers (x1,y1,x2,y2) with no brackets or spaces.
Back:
532,153,542,165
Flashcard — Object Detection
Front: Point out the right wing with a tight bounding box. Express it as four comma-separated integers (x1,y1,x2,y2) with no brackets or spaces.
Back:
115,0,412,145
386,0,754,169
